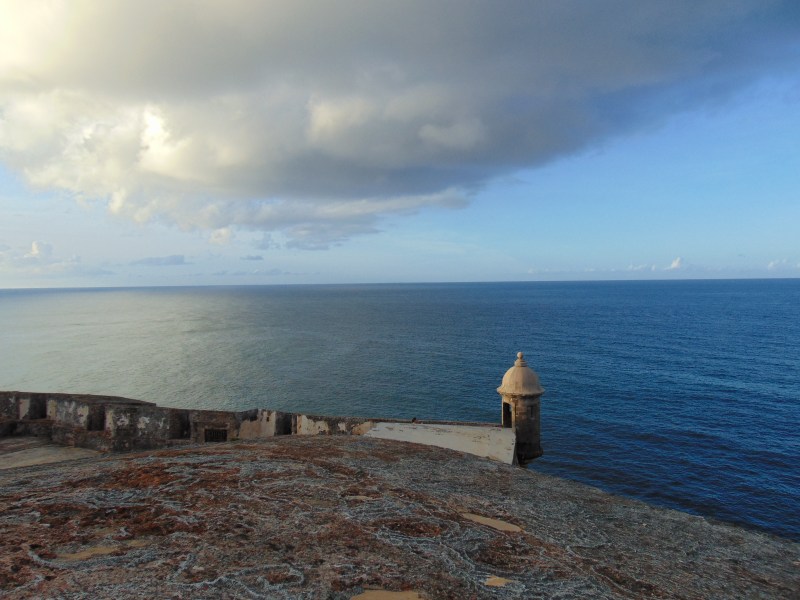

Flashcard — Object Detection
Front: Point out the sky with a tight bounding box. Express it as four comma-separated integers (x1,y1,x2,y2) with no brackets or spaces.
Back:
1,0,799,288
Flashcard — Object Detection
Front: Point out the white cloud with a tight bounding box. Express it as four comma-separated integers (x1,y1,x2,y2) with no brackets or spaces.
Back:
627,263,658,272
130,255,188,267
1,1,797,248
257,234,281,251
667,257,684,271
212,267,293,277
209,227,233,245
767,258,800,271
0,241,109,279
23,241,53,260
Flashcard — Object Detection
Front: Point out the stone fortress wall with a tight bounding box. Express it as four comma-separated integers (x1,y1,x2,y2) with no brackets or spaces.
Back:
0,390,518,464
0,353,543,466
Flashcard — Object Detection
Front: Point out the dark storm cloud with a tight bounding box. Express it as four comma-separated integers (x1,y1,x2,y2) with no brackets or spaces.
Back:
1,1,798,246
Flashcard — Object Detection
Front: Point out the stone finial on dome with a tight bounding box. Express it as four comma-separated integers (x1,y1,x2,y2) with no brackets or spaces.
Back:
497,351,544,396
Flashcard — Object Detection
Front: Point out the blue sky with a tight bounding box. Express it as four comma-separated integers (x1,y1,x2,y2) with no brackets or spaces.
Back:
1,1,799,287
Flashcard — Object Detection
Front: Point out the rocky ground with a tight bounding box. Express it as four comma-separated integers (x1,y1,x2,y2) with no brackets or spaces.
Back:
0,436,797,599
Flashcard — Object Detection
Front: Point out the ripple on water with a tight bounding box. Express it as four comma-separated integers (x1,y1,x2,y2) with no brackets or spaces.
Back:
0,280,798,539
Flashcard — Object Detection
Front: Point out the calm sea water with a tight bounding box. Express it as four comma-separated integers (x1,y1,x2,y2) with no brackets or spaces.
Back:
1,280,798,540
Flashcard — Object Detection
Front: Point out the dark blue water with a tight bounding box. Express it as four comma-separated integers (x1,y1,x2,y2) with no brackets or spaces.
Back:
1,280,798,540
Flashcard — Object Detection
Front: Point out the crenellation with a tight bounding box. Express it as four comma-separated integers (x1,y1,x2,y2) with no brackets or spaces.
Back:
0,392,17,419
20,394,48,420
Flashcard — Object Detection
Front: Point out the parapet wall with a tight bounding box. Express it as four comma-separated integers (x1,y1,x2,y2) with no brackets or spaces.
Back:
0,391,299,452
0,391,517,463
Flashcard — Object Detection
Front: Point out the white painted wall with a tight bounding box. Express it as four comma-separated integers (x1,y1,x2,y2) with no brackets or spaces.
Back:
238,410,277,439
363,423,516,464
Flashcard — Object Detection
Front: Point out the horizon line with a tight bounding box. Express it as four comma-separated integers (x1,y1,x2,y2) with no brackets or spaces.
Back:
1,276,799,292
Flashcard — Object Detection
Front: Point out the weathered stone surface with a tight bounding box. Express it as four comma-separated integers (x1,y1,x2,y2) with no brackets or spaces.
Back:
0,437,100,470
497,353,543,465
0,436,797,599
1,391,519,463
364,422,516,464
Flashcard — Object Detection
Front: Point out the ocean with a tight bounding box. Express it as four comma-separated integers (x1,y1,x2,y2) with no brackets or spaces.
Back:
1,280,798,540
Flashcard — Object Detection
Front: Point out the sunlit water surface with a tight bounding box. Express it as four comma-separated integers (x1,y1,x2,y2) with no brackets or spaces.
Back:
1,280,798,540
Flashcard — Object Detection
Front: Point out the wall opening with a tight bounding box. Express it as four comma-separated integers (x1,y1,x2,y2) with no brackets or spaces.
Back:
87,405,106,431
204,428,228,443
274,413,292,435
28,397,47,420
169,411,191,439
502,402,512,428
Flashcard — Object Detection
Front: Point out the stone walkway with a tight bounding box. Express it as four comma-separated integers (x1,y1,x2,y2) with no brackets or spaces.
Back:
0,437,100,470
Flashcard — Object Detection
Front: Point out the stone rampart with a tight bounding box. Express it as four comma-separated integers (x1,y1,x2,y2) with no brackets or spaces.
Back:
0,391,515,463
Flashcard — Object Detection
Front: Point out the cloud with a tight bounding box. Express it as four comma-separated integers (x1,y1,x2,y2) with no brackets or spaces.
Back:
130,254,187,266
0,241,111,278
3,241,58,267
767,258,800,271
627,263,658,272
212,267,293,277
257,234,281,251
666,257,684,271
241,255,263,261
209,227,233,245
1,1,798,247
23,241,53,260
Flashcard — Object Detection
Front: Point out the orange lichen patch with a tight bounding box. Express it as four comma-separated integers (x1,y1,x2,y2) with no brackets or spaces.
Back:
56,541,138,562
107,505,205,538
23,502,196,544
485,575,513,587
352,590,425,599
460,512,523,532
100,462,179,489
258,441,347,461
55,538,152,561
